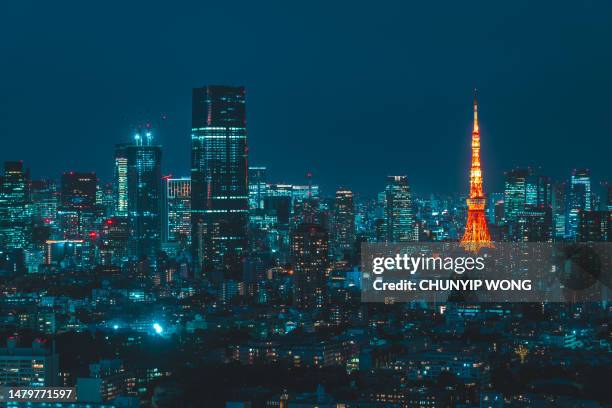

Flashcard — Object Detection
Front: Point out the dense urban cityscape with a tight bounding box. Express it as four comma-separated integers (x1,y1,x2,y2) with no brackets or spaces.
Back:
0,84,610,407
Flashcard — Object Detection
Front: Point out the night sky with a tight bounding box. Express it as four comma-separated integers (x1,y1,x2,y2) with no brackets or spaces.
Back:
1,1,611,197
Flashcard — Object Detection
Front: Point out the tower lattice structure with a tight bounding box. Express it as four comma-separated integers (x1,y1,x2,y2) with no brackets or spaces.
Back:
461,90,493,252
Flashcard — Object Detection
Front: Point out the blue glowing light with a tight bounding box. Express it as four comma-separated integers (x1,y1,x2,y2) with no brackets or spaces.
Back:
153,323,163,334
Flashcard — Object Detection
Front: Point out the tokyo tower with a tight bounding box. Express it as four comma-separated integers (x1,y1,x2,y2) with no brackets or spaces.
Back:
460,90,493,252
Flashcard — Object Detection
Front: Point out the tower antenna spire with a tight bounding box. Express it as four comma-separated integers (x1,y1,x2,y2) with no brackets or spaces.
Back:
473,88,479,133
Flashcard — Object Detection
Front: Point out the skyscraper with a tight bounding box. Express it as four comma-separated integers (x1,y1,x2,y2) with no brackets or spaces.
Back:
30,180,58,224
248,166,267,211
578,211,611,242
332,189,355,259
0,161,30,250
385,176,416,242
503,168,530,223
60,172,97,210
568,168,592,238
126,131,162,262
162,177,191,247
113,144,129,217
191,85,248,277
552,182,567,239
291,223,329,309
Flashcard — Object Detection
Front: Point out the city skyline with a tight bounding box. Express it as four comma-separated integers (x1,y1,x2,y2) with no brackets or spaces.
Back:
1,3,611,406
1,2,612,196
1,87,609,200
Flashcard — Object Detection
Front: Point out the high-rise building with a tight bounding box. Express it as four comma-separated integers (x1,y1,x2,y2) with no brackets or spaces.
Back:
30,180,58,224
568,168,592,238
126,131,162,262
0,161,30,250
114,144,129,217
515,208,552,242
552,182,567,239
291,223,329,309
60,172,97,210
162,177,191,246
99,217,129,265
191,85,248,276
384,176,416,242
503,168,530,223
248,166,267,210
578,211,611,242
332,189,355,259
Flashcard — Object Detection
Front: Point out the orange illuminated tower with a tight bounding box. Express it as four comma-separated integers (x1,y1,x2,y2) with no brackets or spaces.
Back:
461,90,493,251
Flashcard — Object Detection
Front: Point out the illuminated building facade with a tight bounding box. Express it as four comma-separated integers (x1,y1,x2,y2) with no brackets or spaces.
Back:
332,189,355,259
461,91,493,251
503,168,529,223
114,144,129,217
100,216,129,264
0,161,30,250
578,210,611,242
58,171,98,240
291,223,329,309
248,166,267,210
126,132,162,262
552,182,567,238
162,177,191,246
568,168,592,238
60,172,97,210
30,180,58,224
191,85,248,277
384,176,416,242
0,338,59,387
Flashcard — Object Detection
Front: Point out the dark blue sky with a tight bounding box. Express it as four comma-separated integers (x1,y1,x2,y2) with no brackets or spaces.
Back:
1,1,611,196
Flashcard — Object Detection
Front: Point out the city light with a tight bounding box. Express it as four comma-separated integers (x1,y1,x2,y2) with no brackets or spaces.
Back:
153,323,163,334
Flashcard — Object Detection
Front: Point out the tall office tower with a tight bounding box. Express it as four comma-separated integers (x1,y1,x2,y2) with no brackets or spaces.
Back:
162,177,191,246
607,183,612,211
191,85,248,277
503,168,530,223
99,217,129,265
60,172,97,210
0,161,30,250
552,182,567,239
568,168,592,238
332,189,355,259
58,172,97,240
515,208,552,242
113,144,129,217
578,211,611,242
126,131,162,262
248,166,267,210
0,337,59,386
384,176,416,242
30,180,58,223
524,173,552,209
291,223,329,309
97,182,115,217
